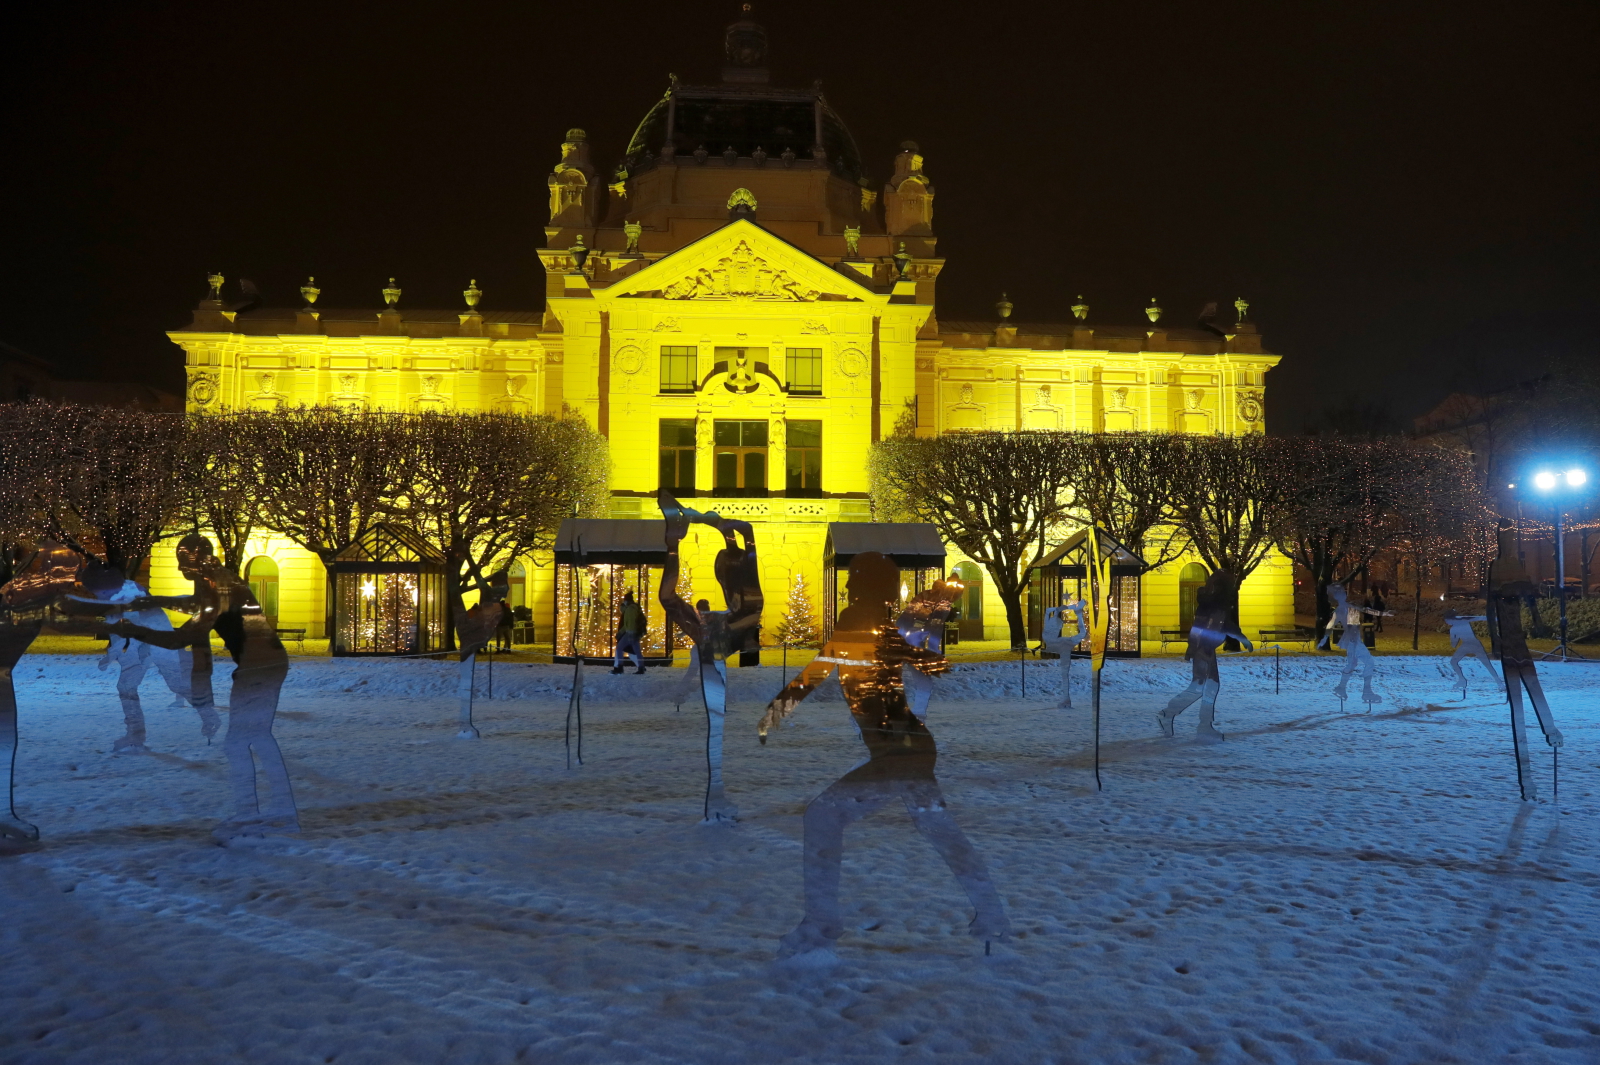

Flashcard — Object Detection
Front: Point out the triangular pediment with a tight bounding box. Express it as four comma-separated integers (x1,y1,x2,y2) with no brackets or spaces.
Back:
603,219,875,304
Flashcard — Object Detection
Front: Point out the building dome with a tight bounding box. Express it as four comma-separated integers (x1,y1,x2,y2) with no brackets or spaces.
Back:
624,88,863,183
622,7,864,183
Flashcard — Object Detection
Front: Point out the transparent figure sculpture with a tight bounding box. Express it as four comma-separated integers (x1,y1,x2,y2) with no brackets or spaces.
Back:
1040,599,1088,708
1318,582,1391,707
1487,528,1563,800
99,578,207,752
454,571,509,739
105,535,299,839
0,543,89,846
1156,571,1252,742
1443,609,1500,692
657,489,763,823
758,552,1010,958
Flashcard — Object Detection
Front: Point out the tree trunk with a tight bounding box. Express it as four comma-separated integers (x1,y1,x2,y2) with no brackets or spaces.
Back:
318,549,338,650
444,565,463,653
1411,560,1422,651
986,564,1028,649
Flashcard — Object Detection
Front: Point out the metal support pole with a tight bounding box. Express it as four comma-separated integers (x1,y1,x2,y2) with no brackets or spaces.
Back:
1537,508,1585,661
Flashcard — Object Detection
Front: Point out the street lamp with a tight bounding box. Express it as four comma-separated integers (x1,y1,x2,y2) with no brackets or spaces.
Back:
1525,463,1590,661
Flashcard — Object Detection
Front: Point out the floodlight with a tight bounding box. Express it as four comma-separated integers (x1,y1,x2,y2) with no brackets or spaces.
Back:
1567,469,1587,488
1534,471,1558,491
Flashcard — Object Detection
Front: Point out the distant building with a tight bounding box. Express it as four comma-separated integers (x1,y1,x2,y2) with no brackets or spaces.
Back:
158,9,1292,646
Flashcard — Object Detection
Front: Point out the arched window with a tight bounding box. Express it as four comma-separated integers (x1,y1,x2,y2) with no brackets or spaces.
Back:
1178,562,1209,633
244,556,280,621
508,560,527,610
953,561,984,640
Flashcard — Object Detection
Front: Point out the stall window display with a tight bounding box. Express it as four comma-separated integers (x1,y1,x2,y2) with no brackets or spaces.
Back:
330,524,447,657
556,562,673,662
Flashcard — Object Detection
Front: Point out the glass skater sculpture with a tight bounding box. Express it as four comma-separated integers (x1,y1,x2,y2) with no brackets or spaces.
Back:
758,552,1010,958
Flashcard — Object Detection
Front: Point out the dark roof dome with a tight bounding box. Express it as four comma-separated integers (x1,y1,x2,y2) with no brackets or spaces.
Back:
621,6,865,183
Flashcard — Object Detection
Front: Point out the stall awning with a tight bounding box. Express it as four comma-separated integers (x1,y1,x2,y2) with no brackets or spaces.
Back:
824,523,946,569
555,518,670,565
1037,528,1151,577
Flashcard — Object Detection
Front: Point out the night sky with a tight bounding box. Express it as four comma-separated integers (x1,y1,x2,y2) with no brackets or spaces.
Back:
2,0,1595,433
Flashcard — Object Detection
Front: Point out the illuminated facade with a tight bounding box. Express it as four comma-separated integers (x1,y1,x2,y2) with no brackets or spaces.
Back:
157,10,1291,645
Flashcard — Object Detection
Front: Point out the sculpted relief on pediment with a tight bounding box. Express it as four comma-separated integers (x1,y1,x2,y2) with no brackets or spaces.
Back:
662,240,825,302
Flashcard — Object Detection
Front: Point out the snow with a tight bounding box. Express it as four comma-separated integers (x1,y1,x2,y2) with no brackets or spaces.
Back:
3,650,1598,1064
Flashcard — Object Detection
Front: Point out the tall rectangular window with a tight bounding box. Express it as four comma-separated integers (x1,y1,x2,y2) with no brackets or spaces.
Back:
713,420,768,497
660,346,698,393
785,419,822,496
786,347,823,395
659,419,696,493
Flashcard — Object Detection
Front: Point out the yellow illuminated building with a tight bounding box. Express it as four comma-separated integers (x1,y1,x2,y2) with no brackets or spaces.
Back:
156,10,1291,648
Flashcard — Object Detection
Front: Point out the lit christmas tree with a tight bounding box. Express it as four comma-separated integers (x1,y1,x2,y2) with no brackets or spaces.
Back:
773,573,822,648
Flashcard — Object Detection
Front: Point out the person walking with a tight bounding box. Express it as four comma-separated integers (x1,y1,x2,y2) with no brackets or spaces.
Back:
493,598,513,652
611,589,647,675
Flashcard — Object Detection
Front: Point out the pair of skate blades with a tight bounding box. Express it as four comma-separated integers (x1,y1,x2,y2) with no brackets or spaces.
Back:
1155,708,1225,744
609,665,647,675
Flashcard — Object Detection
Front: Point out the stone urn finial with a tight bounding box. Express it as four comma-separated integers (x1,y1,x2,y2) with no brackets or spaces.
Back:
893,242,912,280
463,279,482,310
300,276,320,309
383,278,402,308
1145,297,1162,324
1071,294,1089,321
996,292,1014,320
624,220,643,254
207,272,225,301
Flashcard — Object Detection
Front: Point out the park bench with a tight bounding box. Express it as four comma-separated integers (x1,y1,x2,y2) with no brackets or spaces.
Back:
1257,627,1316,649
274,628,307,650
1158,629,1185,651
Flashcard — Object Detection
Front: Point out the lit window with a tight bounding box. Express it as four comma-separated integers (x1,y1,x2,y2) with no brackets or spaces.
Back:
660,346,698,393
658,419,697,493
713,420,768,497
786,348,823,395
785,420,822,496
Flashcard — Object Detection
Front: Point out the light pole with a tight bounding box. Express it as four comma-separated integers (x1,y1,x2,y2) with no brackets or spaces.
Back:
1526,465,1589,661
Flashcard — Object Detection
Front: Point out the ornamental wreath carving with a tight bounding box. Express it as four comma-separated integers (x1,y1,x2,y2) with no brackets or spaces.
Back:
663,240,823,301
614,345,644,375
1237,390,1264,423
188,372,219,407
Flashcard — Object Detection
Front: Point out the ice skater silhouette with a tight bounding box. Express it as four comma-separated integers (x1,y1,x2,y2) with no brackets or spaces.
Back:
1156,570,1251,742
758,552,1009,958
97,577,209,752
1443,609,1500,691
1040,599,1088,708
1487,527,1564,800
1,543,90,846
1319,582,1392,707
107,535,298,839
657,489,763,822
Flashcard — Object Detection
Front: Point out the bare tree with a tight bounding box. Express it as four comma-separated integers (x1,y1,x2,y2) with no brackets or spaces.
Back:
0,403,183,579
385,411,608,646
252,407,416,636
871,430,1080,648
1063,432,1187,566
1168,434,1296,642
174,412,263,574
1272,437,1415,637
1390,448,1496,649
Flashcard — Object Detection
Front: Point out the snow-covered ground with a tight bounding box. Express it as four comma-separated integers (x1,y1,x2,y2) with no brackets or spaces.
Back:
2,651,1597,1065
